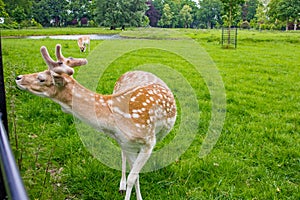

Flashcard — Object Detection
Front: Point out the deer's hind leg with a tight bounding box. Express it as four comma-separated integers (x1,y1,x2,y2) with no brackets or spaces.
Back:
124,138,155,200
119,151,127,194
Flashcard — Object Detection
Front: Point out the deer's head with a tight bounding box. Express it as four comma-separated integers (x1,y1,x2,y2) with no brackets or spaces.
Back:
79,46,86,52
16,45,87,98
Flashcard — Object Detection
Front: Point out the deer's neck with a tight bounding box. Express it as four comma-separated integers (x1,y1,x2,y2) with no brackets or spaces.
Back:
53,79,115,132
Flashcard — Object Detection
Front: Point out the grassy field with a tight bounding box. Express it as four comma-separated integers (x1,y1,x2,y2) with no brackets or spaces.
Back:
1,27,121,37
2,28,300,199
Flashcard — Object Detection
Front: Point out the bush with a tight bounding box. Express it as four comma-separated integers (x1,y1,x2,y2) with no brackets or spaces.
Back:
240,21,251,29
88,20,97,27
0,17,19,29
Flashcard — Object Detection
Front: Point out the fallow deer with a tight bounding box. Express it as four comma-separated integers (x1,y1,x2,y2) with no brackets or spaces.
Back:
16,45,177,200
77,35,90,52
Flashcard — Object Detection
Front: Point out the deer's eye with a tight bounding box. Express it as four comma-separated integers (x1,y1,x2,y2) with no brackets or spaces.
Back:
37,74,46,83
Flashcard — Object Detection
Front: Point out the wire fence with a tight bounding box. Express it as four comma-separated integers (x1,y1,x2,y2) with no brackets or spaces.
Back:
221,27,238,49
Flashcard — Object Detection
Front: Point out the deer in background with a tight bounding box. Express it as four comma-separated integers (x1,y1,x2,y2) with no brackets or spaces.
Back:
16,45,177,200
77,35,90,52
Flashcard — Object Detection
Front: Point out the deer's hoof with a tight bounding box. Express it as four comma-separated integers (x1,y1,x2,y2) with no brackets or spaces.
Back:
119,190,126,195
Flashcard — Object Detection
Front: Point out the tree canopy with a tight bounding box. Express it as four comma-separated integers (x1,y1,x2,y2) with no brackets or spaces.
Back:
268,0,300,30
1,0,299,30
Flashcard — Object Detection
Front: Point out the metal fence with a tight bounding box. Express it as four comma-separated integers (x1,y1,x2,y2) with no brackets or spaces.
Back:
221,27,238,49
0,114,29,200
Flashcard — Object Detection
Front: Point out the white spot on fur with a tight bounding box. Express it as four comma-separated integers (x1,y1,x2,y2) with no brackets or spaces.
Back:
132,114,140,119
131,96,136,102
113,107,131,118
74,93,82,98
148,90,154,95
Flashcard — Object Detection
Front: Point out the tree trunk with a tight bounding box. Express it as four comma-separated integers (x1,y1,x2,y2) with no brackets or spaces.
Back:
228,8,232,45
207,21,211,29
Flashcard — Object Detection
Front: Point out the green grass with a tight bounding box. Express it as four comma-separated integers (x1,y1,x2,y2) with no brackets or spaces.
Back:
2,28,300,199
1,27,121,37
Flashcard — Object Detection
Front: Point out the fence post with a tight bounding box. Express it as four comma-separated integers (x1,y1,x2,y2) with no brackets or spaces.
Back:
0,33,8,134
0,30,8,200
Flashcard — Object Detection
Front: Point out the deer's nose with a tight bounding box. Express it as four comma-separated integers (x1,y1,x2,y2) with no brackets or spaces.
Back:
16,75,23,81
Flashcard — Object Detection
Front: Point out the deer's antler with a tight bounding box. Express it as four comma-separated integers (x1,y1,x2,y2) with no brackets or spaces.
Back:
40,46,74,75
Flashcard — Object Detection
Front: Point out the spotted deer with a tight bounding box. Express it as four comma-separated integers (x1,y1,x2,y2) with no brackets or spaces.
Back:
16,45,177,200
77,35,90,52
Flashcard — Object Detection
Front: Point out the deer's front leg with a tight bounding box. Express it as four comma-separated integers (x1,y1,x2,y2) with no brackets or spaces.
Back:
119,151,127,194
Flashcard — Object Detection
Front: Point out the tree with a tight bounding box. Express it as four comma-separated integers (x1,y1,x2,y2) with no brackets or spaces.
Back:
95,0,148,28
241,0,259,22
254,1,268,30
5,0,32,19
66,0,92,26
179,5,193,28
0,0,9,18
96,0,122,28
32,0,51,26
198,0,223,29
163,0,180,27
128,0,148,26
32,0,68,27
158,4,173,27
269,0,300,31
11,6,26,23
145,0,161,27
220,0,245,27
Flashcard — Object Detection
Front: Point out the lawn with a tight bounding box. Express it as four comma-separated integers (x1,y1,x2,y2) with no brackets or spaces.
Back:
2,28,300,199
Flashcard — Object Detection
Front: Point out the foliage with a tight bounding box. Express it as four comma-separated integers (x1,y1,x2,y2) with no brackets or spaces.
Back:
12,6,27,23
0,0,8,18
254,1,267,25
241,0,259,22
95,0,148,29
240,20,251,29
158,4,173,28
268,0,300,31
179,5,193,28
198,0,223,29
2,28,300,200
5,0,32,19
145,1,161,27
2,0,300,30
220,0,245,27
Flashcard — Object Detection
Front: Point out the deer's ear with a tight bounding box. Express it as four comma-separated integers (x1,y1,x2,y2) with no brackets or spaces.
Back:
53,66,74,75
52,73,65,87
